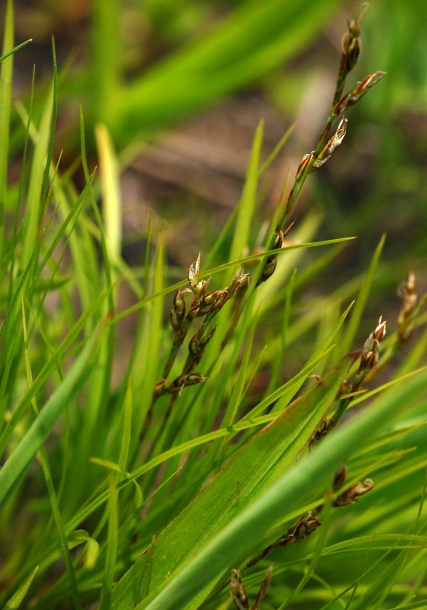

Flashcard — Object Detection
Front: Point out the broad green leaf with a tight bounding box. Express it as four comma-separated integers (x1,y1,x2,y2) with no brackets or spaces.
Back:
99,357,350,609
110,0,343,144
130,367,427,610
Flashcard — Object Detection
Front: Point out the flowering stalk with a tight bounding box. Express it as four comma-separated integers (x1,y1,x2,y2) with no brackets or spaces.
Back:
363,272,427,386
309,316,387,449
141,256,248,445
257,11,385,286
230,566,272,610
245,465,374,569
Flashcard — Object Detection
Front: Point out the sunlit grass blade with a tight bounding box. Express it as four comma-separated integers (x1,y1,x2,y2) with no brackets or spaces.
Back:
258,121,295,176
21,298,82,610
0,328,101,508
92,0,120,128
4,567,39,610
0,285,113,458
100,477,119,604
96,122,122,276
129,367,427,610
99,358,350,609
229,119,263,264
338,234,386,357
20,84,53,270
113,235,356,324
112,0,343,144
0,0,14,267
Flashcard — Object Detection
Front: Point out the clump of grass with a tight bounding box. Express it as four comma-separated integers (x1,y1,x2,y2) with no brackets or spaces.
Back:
0,4,427,610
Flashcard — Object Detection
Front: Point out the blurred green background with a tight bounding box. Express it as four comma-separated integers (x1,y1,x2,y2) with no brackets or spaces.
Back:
6,0,427,313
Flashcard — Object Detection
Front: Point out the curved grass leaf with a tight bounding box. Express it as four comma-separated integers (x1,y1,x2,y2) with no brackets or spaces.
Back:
99,357,350,609
0,330,100,508
129,367,427,610
111,0,343,143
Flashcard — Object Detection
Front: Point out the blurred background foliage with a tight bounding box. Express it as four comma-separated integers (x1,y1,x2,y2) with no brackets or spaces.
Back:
5,0,427,326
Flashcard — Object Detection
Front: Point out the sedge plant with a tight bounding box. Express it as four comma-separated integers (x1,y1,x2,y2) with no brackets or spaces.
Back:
0,4,427,610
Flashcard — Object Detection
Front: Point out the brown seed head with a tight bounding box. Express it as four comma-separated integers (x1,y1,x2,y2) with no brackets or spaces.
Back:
312,118,348,171
333,465,348,492
188,254,201,292
333,478,374,507
373,316,387,342
296,151,315,180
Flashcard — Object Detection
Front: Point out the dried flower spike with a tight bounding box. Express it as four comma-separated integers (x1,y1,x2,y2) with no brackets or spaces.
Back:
252,566,273,610
336,4,368,100
188,253,201,293
397,271,417,344
230,570,249,610
312,118,348,171
336,71,386,114
188,327,216,360
333,465,348,492
333,478,374,507
354,316,386,386
170,288,191,331
230,567,273,610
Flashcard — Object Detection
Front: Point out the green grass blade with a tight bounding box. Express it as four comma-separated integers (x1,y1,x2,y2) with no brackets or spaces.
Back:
92,0,121,128
112,0,343,143
113,236,356,325
218,321,256,440
99,358,350,609
96,122,122,274
100,477,119,603
258,121,295,176
229,119,263,263
130,367,427,610
0,0,14,266
0,328,101,508
20,84,53,270
338,234,386,357
39,37,58,234
21,299,82,610
0,37,31,64
4,567,39,610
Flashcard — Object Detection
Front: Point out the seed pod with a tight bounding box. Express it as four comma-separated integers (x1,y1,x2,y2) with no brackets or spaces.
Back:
333,465,348,492
152,379,173,398
355,317,386,385
333,478,374,507
312,118,348,171
198,290,221,316
273,231,283,250
170,288,190,331
296,151,315,180
230,570,249,610
260,258,277,282
289,512,321,543
341,29,361,73
228,267,249,297
337,378,352,398
336,71,386,114
188,254,201,292
252,566,273,609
